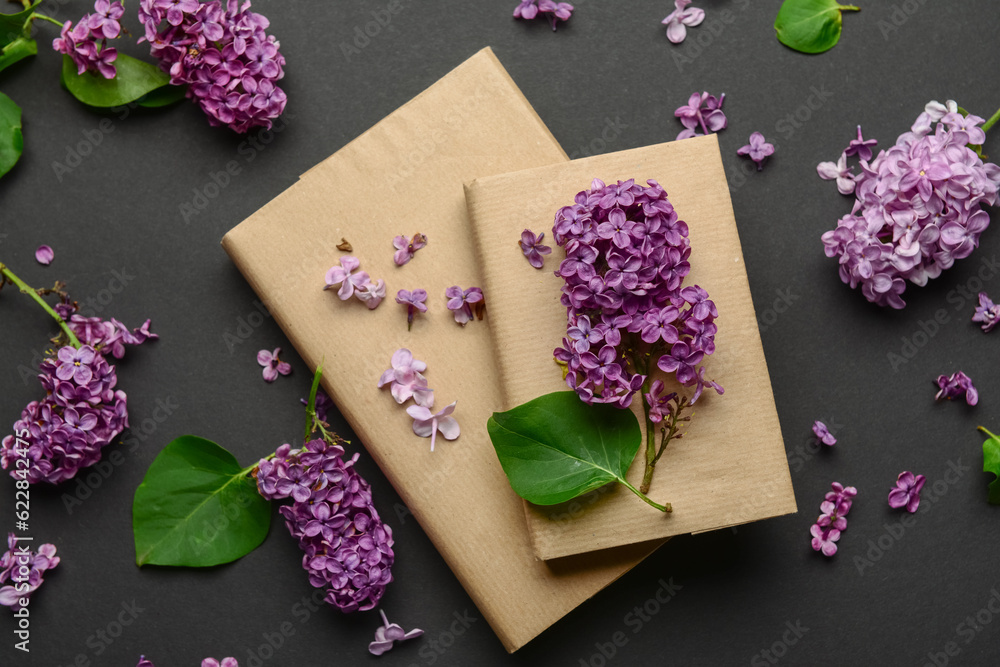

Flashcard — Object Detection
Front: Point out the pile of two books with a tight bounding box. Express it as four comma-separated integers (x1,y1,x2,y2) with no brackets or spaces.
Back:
222,47,795,652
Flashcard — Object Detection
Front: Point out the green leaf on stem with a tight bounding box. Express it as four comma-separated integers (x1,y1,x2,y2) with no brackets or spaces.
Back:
979,427,1000,505
0,91,23,179
133,435,270,567
0,2,41,49
774,0,860,54
61,53,172,108
487,391,667,511
0,36,37,75
137,83,188,108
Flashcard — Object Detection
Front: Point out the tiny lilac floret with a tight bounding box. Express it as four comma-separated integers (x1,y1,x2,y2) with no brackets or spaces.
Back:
257,347,291,382
674,92,726,140
445,286,484,325
816,153,856,195
355,279,386,310
519,229,552,269
887,471,925,513
514,0,573,31
393,233,428,266
406,401,460,451
377,349,434,407
736,132,775,171
972,292,1000,333
0,533,60,609
396,289,428,330
369,609,424,656
324,256,370,301
844,125,877,162
662,0,704,44
812,420,836,446
934,371,978,406
201,659,239,667
35,245,54,266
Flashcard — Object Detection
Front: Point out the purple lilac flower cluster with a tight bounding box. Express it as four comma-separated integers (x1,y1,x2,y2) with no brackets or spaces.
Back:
52,0,124,79
820,102,1000,308
513,0,574,31
0,534,60,610
552,178,723,409
137,0,287,133
1,301,155,484
377,349,460,450
934,371,978,406
810,482,856,557
257,439,394,613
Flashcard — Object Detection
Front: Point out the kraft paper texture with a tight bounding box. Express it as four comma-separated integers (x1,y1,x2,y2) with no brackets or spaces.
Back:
464,136,797,560
222,48,664,653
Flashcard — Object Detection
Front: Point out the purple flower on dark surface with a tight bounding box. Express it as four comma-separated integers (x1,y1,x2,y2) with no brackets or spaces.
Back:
810,524,841,557
934,371,978,406
324,256,370,301
736,132,774,171
820,101,1000,309
825,482,857,509
812,420,836,446
445,286,484,326
0,533,60,609
519,229,552,269
844,125,877,161
395,289,428,330
513,0,538,19
972,292,1000,333
674,92,726,140
257,347,291,382
136,657,156,667
393,233,427,267
257,440,394,613
406,401,460,451
35,245,54,266
816,500,848,531
201,659,239,667
515,0,573,30
52,16,119,79
662,0,704,44
816,152,856,195
887,471,925,513
377,349,433,407
138,0,287,132
89,0,125,39
369,609,423,656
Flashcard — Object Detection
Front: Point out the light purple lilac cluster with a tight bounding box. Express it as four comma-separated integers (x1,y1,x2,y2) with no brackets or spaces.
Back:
257,438,395,613
513,0,574,31
377,349,460,450
820,101,1000,308
137,0,287,133
552,178,723,409
0,534,60,610
1,302,155,484
324,256,386,310
810,482,856,557
934,371,977,406
51,0,124,79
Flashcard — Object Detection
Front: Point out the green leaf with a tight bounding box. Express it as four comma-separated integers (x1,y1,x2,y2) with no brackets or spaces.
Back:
61,53,171,108
0,36,36,75
979,427,1000,505
137,83,188,108
487,391,667,511
774,0,860,54
0,91,23,179
133,435,270,567
0,2,41,49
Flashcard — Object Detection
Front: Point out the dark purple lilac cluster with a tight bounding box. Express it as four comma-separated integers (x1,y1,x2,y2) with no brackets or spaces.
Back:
552,178,723,409
138,0,287,133
1,301,155,485
256,439,394,613
51,0,125,79
0,533,60,610
821,102,1000,309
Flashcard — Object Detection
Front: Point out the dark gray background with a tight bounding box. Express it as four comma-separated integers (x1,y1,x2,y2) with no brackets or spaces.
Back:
3,0,1000,665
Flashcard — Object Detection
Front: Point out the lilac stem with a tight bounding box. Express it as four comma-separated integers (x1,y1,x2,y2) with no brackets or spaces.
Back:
0,263,81,348
982,107,1000,135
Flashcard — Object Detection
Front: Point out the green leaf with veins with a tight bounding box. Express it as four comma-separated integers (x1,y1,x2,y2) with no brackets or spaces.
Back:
61,53,173,108
775,0,860,54
979,427,1000,505
0,91,23,178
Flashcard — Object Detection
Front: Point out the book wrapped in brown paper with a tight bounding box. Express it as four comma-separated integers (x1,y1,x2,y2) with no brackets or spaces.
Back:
221,47,664,653
464,136,797,561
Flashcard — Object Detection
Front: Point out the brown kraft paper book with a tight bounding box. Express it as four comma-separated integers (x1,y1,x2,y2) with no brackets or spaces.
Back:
221,47,664,653
464,135,797,561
